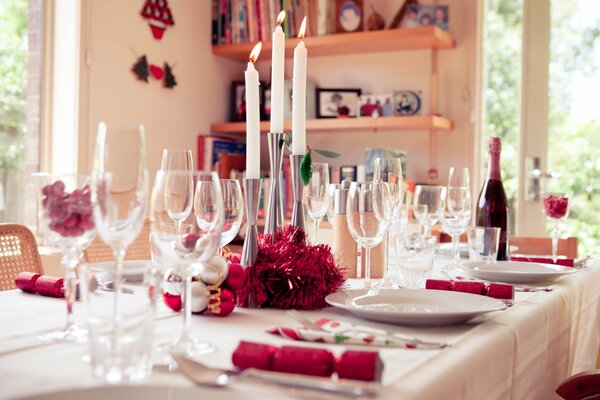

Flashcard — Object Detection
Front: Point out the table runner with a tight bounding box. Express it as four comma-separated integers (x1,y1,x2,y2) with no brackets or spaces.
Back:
0,261,598,400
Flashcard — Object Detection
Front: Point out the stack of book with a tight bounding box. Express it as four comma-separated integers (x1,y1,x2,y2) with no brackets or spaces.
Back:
212,0,338,45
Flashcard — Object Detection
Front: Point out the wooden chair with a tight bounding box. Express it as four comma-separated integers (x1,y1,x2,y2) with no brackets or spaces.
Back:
556,370,600,400
511,236,578,259
83,218,151,263
0,223,44,291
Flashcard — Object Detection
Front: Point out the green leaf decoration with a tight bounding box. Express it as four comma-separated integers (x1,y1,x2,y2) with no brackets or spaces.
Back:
313,148,341,159
385,339,393,345
300,150,312,186
334,334,351,343
280,135,292,151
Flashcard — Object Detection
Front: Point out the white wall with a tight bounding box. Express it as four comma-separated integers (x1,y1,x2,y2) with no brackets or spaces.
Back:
79,0,240,177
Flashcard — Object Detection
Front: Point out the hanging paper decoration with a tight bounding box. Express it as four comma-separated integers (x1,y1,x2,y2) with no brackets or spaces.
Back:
131,55,177,90
140,0,175,40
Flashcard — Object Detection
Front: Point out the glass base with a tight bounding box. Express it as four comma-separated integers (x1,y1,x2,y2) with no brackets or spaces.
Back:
170,335,215,358
442,261,464,271
37,324,87,343
373,277,399,290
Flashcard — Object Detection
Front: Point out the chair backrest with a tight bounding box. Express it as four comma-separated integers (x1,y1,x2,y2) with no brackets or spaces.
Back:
0,224,44,291
511,236,578,259
556,369,600,400
83,218,151,263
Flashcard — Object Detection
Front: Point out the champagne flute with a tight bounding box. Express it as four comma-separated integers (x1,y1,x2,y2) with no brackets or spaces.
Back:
542,192,570,262
161,149,194,235
35,174,96,342
303,163,330,243
219,179,244,251
373,157,403,288
91,123,148,315
441,167,472,269
151,171,223,356
346,181,392,288
413,185,445,236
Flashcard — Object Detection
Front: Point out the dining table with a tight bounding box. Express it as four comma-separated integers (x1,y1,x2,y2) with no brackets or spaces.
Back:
0,259,599,400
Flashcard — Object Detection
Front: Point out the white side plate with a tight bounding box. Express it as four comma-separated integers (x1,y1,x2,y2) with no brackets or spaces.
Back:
457,261,576,284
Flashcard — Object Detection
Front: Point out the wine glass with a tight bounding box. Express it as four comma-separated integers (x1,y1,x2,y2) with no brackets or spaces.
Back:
35,174,97,342
91,123,149,301
346,181,392,288
440,167,472,269
542,192,570,262
413,185,446,236
373,157,403,288
303,163,330,243
219,179,244,251
161,149,194,235
151,170,223,356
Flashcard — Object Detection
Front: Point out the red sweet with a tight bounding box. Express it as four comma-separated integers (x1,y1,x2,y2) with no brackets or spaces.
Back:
543,195,569,219
15,272,41,293
210,288,235,317
34,275,64,297
223,263,245,291
335,351,382,382
232,341,278,371
163,292,182,311
272,346,335,377
486,283,514,300
181,233,200,250
425,279,452,291
41,180,95,238
451,281,486,295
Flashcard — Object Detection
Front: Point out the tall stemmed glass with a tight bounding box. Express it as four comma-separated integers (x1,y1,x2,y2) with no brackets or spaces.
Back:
440,167,471,269
373,157,403,288
36,174,96,342
219,179,243,252
542,192,570,262
347,181,392,288
91,123,148,308
161,149,194,235
151,171,223,356
413,185,445,236
303,163,330,243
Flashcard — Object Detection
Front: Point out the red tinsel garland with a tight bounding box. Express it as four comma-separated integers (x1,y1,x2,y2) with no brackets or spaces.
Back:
238,226,346,310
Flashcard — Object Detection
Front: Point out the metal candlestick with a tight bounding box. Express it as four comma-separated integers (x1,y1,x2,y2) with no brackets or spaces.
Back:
241,178,262,268
290,154,305,231
264,132,287,236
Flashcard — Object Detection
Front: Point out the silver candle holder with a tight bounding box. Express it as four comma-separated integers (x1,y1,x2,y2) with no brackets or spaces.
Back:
264,132,287,237
290,154,305,231
241,178,262,268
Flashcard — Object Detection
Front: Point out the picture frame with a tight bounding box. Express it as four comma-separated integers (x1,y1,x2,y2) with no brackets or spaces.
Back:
402,4,449,31
393,90,422,116
359,94,394,117
316,88,362,118
336,0,364,33
230,80,266,122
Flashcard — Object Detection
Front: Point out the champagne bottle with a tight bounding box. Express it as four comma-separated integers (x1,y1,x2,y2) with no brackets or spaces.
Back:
476,136,510,260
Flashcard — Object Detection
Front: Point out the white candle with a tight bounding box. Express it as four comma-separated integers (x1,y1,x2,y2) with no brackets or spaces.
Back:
245,43,262,179
292,17,307,155
270,12,286,133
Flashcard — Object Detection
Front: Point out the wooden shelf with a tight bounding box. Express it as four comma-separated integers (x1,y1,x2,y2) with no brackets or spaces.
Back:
212,27,455,61
210,115,453,134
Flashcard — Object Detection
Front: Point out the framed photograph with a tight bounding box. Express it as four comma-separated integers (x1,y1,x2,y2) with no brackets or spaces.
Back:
359,94,394,117
230,80,266,122
402,4,449,31
316,88,362,118
393,90,422,116
336,0,363,33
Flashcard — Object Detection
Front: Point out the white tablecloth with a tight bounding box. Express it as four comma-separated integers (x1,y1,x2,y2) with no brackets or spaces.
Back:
1,261,599,400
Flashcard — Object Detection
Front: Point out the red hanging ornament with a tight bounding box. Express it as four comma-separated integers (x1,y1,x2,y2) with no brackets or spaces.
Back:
140,0,175,40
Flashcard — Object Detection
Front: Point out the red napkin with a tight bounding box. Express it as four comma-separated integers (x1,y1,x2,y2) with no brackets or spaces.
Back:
426,279,514,300
510,256,574,267
231,340,381,382
15,272,64,298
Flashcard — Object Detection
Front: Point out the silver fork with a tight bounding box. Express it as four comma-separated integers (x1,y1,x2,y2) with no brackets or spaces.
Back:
287,310,324,331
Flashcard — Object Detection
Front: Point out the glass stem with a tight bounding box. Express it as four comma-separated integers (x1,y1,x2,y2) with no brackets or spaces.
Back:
364,247,372,288
111,246,126,352
552,220,559,262
314,217,321,244
62,250,81,331
181,268,194,342
382,233,391,283
451,234,461,266
424,224,431,236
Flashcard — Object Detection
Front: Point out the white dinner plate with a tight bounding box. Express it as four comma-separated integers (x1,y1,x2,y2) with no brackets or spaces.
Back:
436,243,520,258
325,289,506,327
89,260,151,282
457,261,576,284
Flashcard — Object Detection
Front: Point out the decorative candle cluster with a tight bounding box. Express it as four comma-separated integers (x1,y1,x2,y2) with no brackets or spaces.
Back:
41,181,95,237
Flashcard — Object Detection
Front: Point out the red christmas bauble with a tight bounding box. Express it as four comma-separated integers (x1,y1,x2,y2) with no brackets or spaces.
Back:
209,288,235,317
163,292,181,311
224,263,245,291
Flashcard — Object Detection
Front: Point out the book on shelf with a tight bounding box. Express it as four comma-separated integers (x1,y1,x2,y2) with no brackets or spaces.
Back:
197,135,246,172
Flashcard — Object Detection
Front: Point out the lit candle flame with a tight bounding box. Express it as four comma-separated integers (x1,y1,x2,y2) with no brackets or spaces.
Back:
276,11,286,26
249,42,262,63
298,16,307,40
